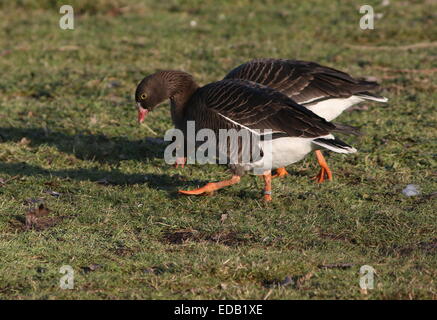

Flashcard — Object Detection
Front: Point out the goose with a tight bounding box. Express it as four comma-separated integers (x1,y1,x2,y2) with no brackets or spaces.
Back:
224,58,388,182
135,71,357,201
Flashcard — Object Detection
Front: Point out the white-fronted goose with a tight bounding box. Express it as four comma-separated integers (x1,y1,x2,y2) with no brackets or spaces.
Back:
224,58,388,182
135,71,357,201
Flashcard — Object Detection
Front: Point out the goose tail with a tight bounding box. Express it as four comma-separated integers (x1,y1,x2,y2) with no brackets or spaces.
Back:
313,136,357,154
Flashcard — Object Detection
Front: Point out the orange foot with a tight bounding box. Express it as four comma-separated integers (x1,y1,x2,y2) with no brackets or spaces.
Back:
312,150,333,183
179,175,241,196
174,157,187,168
272,167,288,179
314,166,333,183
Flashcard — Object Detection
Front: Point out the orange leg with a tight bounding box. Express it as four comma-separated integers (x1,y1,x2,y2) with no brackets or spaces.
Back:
174,157,187,168
179,175,241,196
313,150,333,183
261,170,273,201
272,167,289,179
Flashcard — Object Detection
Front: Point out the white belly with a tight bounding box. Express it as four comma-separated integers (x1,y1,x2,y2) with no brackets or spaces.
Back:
248,137,314,174
306,96,363,121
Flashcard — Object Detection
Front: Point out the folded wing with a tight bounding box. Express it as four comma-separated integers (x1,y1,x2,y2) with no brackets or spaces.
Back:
224,58,385,105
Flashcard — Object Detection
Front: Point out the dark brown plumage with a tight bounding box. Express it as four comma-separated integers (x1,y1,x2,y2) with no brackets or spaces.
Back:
184,79,336,138
135,71,351,145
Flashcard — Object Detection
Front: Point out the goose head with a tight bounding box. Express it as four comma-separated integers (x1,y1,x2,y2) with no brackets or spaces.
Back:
135,73,168,123
135,71,199,124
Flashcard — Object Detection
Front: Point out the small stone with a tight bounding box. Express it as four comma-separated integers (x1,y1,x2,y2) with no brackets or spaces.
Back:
19,137,31,145
45,190,61,197
402,184,420,197
89,115,97,125
107,80,121,88
279,276,294,287
220,214,228,223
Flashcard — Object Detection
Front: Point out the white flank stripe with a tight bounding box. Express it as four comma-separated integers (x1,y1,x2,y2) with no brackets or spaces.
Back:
217,112,283,136
299,96,325,105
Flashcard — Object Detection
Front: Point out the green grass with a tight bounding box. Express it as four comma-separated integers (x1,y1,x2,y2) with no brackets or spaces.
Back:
0,0,436,299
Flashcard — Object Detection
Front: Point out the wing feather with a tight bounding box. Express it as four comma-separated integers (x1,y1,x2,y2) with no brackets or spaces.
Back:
224,58,382,105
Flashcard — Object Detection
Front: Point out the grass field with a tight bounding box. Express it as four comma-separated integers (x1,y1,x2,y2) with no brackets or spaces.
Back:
0,0,436,299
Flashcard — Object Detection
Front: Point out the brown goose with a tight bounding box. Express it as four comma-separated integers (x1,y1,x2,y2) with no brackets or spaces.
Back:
224,58,388,182
135,71,357,201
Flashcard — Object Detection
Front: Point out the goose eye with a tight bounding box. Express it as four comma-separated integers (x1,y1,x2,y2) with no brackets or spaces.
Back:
141,93,147,100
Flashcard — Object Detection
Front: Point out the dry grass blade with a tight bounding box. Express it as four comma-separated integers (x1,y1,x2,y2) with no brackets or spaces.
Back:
346,41,437,51
296,271,314,289
374,66,437,74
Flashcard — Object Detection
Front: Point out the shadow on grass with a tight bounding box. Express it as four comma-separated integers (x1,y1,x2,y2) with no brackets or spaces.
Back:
0,127,163,163
0,126,206,191
0,127,257,196
0,161,196,192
